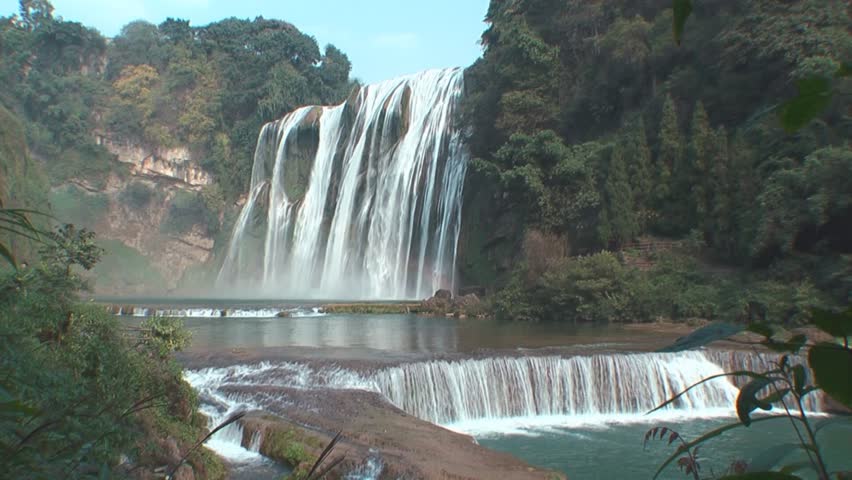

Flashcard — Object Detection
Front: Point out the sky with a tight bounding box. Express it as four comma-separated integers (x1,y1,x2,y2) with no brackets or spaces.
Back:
0,0,490,83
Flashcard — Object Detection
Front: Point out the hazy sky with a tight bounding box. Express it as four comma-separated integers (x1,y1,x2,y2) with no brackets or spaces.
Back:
0,0,490,83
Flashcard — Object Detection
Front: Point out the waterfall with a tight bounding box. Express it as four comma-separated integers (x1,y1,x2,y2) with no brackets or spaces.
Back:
372,352,742,424
216,68,468,300
186,351,824,432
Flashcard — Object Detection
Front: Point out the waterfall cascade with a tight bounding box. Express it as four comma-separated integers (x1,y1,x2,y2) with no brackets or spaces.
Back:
216,68,468,300
187,351,823,430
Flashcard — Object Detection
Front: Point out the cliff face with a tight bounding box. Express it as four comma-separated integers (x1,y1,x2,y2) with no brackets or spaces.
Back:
50,137,222,296
97,135,213,188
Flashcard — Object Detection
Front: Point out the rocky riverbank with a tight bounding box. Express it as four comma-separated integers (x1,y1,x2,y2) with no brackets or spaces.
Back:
217,388,564,480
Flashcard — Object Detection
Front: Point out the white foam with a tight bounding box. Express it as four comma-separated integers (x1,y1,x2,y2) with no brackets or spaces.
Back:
121,306,328,318
445,408,737,437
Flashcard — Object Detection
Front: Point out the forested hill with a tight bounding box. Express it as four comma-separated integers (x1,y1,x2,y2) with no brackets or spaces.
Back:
0,6,354,200
458,0,851,323
0,2,355,292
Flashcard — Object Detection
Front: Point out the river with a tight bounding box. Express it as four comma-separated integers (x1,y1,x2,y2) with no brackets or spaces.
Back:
114,301,851,479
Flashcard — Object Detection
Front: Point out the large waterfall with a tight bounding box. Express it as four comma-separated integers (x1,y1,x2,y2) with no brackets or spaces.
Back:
216,68,468,299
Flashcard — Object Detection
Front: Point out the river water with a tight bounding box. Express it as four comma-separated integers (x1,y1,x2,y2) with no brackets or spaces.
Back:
116,302,851,479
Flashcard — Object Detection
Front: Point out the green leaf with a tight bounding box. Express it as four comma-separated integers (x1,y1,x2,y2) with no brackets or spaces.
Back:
672,0,693,46
746,443,801,473
658,322,745,352
779,77,833,133
808,342,852,408
837,63,851,78
811,308,852,338
737,378,775,426
720,473,802,479
652,415,802,479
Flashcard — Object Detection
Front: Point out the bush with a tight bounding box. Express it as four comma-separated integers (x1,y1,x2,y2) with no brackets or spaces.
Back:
493,248,837,325
496,251,640,323
0,226,218,478
120,181,156,209
161,190,217,236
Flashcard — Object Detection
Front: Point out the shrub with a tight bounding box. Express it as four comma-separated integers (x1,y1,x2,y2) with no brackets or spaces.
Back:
161,190,218,236
0,226,217,478
120,181,156,209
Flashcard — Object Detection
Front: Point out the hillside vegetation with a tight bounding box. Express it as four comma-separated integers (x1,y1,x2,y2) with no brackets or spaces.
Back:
461,0,851,323
0,1,355,289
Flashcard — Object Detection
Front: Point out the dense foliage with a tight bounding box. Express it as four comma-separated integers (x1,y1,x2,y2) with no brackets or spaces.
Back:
0,1,355,200
0,223,222,479
463,0,851,322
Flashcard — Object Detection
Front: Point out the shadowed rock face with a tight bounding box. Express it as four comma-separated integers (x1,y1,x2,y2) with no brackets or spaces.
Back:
282,106,322,202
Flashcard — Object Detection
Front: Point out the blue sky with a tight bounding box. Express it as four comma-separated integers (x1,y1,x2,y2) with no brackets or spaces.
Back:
0,0,488,82
0,0,489,83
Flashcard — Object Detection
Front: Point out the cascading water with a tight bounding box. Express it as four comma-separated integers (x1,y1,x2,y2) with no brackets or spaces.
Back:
372,352,741,425
216,68,468,300
186,351,824,433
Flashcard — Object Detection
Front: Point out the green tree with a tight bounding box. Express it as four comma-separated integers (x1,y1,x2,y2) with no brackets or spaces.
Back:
17,0,53,32
654,94,682,232
687,101,713,221
625,117,653,229
598,143,638,248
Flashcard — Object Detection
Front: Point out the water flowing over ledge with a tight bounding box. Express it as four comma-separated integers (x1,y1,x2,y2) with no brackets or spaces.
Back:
186,350,824,449
216,68,468,300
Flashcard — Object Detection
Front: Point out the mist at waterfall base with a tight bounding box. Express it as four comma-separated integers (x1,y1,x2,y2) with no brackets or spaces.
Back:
215,68,467,301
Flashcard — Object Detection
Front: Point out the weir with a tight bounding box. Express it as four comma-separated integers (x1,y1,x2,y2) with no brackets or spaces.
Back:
216,69,468,300
186,351,822,433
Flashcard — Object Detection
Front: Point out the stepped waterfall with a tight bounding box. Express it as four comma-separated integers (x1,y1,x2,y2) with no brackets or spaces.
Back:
187,351,822,431
216,68,468,299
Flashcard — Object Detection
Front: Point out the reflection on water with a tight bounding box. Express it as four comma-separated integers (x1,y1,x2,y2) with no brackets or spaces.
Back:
180,314,460,352
154,313,654,354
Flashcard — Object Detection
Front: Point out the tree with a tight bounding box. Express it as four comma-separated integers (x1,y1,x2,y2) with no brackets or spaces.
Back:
598,143,638,248
654,94,682,233
686,101,714,233
18,0,53,32
625,117,653,229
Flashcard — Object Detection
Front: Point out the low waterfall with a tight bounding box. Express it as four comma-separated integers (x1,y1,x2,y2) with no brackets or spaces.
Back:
216,68,468,300
372,352,741,424
186,351,823,432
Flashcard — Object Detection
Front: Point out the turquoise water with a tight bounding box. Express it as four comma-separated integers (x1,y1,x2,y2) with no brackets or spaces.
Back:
478,417,852,480
117,305,851,479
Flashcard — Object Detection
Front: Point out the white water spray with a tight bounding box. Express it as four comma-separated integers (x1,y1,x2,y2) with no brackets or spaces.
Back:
217,68,468,300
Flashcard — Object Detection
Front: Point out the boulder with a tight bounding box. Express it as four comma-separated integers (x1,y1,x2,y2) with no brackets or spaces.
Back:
434,289,453,300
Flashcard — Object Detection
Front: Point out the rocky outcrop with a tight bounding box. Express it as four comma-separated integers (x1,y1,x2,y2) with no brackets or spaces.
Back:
58,173,216,295
421,290,487,318
96,135,212,188
235,389,564,480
